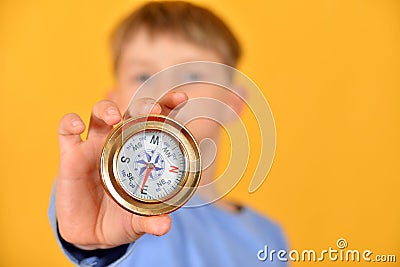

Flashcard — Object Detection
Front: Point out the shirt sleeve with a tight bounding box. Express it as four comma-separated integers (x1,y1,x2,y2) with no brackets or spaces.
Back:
48,182,135,267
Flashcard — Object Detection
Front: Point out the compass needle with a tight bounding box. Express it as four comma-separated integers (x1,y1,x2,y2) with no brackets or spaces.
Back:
141,163,153,192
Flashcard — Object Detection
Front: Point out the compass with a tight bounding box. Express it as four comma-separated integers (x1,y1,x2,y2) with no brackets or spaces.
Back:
100,115,201,216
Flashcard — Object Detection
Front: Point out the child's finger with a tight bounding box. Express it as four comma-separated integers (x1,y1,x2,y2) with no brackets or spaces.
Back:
58,113,85,153
127,98,162,117
158,91,188,111
87,100,122,140
132,214,172,237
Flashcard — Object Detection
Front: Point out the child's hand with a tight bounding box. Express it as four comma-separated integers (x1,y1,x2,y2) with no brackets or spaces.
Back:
55,92,188,250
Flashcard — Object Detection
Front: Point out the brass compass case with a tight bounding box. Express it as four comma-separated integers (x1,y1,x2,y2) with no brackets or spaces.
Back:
101,115,202,216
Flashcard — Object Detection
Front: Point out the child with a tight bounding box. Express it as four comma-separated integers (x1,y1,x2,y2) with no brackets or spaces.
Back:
49,1,287,266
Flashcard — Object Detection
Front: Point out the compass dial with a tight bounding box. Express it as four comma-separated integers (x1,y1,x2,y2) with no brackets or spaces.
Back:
117,130,186,201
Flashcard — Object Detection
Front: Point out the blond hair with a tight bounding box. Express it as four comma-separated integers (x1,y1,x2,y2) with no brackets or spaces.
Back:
110,1,241,71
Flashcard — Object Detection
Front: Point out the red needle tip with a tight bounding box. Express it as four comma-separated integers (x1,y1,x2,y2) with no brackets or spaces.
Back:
140,163,152,192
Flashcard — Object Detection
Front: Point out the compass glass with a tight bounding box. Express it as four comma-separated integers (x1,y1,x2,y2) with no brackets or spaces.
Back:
117,130,186,201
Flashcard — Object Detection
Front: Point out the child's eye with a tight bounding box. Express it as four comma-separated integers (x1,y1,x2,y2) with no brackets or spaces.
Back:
182,72,202,82
135,74,151,83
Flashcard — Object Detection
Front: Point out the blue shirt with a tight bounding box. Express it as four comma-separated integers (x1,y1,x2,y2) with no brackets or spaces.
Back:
49,190,287,267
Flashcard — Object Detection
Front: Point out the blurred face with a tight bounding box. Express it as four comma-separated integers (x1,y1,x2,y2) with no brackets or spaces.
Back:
112,28,237,142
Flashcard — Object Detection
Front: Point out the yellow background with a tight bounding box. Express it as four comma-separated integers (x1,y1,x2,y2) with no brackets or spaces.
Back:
0,0,399,266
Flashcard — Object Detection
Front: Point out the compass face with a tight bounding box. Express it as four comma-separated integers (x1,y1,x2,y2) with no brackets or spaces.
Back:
101,115,201,215
117,130,186,201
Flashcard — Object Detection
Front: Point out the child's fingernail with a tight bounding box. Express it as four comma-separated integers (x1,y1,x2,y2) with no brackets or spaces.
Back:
141,103,154,113
174,91,186,97
107,107,118,116
139,99,157,114
71,119,82,127
173,92,188,102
